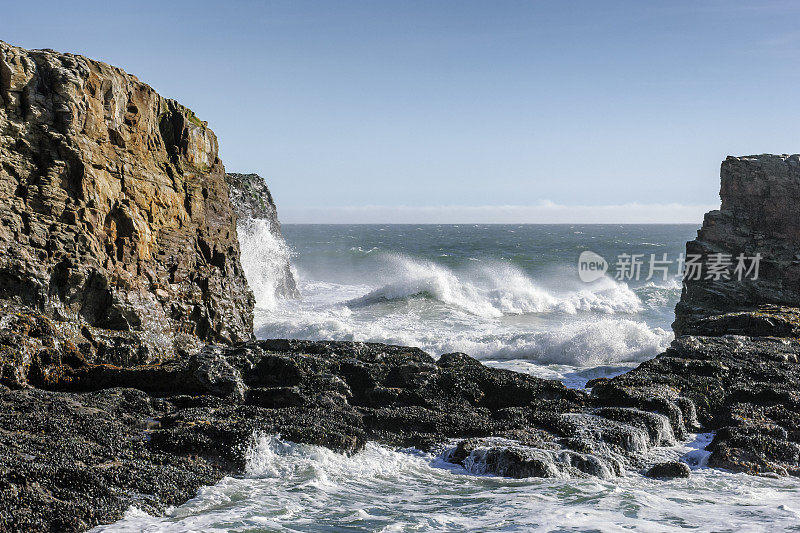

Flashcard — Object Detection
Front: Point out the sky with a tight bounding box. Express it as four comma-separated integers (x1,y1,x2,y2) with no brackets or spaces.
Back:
4,0,800,223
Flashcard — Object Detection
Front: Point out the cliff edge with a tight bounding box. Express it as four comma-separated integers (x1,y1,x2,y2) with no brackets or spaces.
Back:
674,154,800,335
0,40,254,364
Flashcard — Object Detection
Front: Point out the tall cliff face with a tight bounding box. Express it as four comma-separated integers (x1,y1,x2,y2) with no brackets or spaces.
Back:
674,154,800,335
0,41,254,362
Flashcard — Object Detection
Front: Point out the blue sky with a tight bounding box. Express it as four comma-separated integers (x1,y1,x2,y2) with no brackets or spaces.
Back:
5,1,800,222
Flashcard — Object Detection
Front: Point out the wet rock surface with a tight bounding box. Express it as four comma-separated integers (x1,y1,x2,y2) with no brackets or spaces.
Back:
5,305,800,530
645,461,691,479
0,386,228,532
599,334,800,477
0,320,739,531
11,320,800,530
0,322,682,530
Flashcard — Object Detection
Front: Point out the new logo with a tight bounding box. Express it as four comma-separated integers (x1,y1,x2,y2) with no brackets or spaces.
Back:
578,251,608,282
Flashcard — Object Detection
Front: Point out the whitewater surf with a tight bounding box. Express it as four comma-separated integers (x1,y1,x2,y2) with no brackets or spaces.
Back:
96,223,800,532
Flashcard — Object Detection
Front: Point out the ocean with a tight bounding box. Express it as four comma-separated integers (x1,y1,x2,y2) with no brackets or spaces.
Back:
255,224,687,386
98,224,800,532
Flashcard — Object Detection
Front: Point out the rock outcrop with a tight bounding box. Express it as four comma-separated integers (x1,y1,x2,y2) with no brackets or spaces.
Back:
226,172,281,223
0,41,254,363
674,154,800,335
11,315,800,531
593,334,800,476
0,324,696,531
658,153,800,475
226,172,299,300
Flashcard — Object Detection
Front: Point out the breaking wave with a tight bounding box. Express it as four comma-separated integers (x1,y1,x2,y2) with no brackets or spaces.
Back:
99,434,800,532
242,228,682,375
97,226,800,532
347,254,643,318
477,318,672,366
237,218,297,310
256,286,672,369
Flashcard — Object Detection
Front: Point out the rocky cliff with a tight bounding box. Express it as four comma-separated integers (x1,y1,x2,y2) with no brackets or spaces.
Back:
226,172,281,222
648,153,800,477
0,40,254,365
226,172,299,299
674,154,800,335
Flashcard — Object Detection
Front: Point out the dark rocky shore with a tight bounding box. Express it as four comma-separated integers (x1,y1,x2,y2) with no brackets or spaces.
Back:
2,41,800,531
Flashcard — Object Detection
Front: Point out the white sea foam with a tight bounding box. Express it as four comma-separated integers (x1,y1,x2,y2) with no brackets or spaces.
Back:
96,434,800,532
237,218,297,310
348,254,644,318
634,278,683,308
489,318,673,365
243,244,675,374
256,276,672,369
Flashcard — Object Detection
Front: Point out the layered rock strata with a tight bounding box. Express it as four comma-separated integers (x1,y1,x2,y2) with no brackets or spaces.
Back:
0,40,254,363
674,154,800,335
663,154,800,477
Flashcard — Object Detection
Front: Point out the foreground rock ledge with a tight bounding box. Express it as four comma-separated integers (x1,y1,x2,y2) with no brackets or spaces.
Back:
4,307,800,531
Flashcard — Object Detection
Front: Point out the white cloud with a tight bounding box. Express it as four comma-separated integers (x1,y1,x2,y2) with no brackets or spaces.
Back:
279,201,717,224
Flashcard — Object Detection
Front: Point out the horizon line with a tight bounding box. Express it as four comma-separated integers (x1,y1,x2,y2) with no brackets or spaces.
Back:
280,222,703,225
277,202,717,224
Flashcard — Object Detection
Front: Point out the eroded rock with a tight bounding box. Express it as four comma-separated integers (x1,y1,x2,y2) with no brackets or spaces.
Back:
0,40,254,363
596,335,800,476
645,461,691,479
674,154,800,335
226,172,299,299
